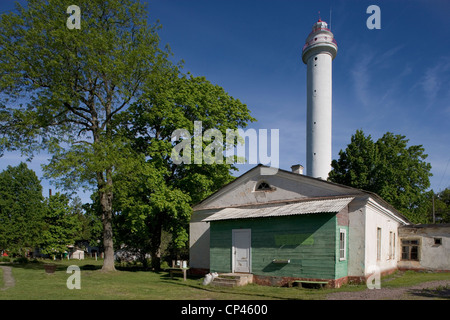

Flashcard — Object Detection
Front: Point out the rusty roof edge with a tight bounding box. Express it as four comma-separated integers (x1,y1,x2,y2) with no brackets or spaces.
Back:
202,197,355,222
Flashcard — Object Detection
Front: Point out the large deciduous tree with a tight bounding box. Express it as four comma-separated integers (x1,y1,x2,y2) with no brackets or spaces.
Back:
113,72,255,270
329,130,432,222
0,0,173,271
1,0,255,270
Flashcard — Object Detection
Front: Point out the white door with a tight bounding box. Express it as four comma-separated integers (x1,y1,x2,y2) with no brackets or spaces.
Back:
232,229,251,273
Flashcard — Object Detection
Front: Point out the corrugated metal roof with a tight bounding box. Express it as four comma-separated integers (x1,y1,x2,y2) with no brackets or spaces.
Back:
203,197,354,222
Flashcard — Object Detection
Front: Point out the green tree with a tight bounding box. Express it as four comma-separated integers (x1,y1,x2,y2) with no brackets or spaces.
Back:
81,195,106,249
328,129,378,190
0,163,44,256
329,130,432,222
434,188,450,223
0,0,174,271
40,192,82,258
113,73,255,269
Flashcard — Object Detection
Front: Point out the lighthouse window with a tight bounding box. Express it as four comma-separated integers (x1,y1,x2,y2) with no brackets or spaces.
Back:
315,57,318,61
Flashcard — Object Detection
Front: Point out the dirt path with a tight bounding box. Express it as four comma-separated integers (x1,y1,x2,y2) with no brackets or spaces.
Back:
327,280,450,300
0,266,15,291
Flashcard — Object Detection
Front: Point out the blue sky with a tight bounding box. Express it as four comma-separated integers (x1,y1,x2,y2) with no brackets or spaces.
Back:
1,0,450,203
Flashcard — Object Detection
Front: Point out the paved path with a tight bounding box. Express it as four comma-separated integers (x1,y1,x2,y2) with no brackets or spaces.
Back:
0,266,15,290
327,280,450,300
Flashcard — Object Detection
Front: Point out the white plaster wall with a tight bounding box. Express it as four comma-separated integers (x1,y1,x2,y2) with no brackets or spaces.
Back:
364,199,403,275
189,210,216,269
419,235,450,270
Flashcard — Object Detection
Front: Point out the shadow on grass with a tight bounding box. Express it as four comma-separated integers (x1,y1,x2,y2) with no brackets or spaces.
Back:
1,261,49,271
160,276,312,300
408,286,450,299
1,260,103,272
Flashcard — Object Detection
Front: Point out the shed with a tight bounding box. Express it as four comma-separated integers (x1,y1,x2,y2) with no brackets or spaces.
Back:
71,250,85,260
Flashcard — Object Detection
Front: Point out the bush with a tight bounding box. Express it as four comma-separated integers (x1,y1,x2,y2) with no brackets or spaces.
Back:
160,260,169,270
13,257,29,264
0,256,11,262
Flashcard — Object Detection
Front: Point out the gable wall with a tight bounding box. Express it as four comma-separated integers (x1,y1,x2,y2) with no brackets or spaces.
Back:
194,168,360,210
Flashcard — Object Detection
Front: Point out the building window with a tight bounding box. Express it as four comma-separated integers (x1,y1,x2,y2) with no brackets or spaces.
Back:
401,239,420,261
339,229,346,261
255,181,272,191
389,231,395,260
434,238,442,246
377,227,382,260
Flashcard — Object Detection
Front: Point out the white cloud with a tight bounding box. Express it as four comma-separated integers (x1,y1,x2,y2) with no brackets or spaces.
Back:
350,53,374,109
421,58,450,109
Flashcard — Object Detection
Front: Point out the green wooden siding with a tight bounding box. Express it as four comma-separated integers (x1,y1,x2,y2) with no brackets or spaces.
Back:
210,212,347,280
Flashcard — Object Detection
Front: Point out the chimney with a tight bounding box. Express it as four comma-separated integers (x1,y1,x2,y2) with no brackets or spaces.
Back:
49,189,52,197
291,164,304,175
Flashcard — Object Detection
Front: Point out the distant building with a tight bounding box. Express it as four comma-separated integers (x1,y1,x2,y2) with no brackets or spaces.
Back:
71,249,84,260
398,224,450,272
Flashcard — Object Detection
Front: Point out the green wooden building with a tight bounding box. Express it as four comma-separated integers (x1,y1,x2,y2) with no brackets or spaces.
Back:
189,165,410,287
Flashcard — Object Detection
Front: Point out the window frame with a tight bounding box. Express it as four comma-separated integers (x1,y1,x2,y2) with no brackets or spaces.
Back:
339,228,347,261
376,227,382,261
389,231,396,260
434,238,442,246
401,238,420,261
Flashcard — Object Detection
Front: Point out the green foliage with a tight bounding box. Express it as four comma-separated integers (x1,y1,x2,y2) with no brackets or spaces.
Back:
329,130,432,222
0,0,255,269
0,0,176,271
112,72,254,268
39,192,83,256
117,73,254,204
13,257,29,264
79,199,104,247
432,188,450,223
0,163,45,256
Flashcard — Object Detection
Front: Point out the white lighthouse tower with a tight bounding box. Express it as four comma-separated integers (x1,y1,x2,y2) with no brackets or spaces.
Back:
302,19,337,179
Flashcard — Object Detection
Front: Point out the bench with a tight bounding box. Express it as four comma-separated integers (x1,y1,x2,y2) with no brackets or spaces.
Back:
167,268,189,281
292,280,329,288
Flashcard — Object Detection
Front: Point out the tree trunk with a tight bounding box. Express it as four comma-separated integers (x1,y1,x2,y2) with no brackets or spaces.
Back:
100,180,116,272
149,218,162,271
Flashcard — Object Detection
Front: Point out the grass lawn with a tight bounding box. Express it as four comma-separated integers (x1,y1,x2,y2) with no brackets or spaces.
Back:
0,259,449,300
